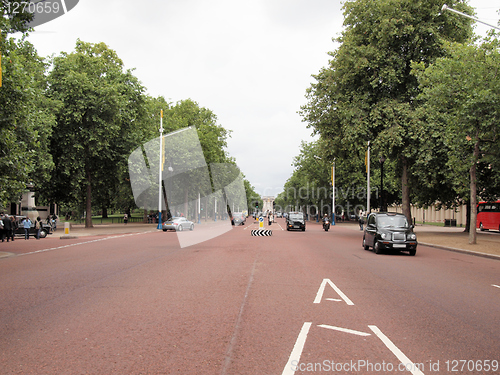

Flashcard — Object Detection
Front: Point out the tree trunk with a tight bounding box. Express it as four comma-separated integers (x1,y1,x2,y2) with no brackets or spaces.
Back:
469,140,480,244
401,157,412,224
85,165,93,228
102,206,108,219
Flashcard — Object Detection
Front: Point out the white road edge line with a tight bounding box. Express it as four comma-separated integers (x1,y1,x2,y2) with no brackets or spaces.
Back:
318,324,371,336
368,325,425,375
314,278,354,305
281,322,312,375
492,284,500,289
18,231,153,257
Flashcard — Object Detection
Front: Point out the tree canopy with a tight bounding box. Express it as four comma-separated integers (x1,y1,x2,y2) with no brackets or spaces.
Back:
0,5,56,207
299,0,475,222
0,28,258,222
414,37,500,243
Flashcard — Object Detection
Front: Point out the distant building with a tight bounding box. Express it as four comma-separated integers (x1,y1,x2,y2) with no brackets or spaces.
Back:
262,196,274,214
8,184,58,220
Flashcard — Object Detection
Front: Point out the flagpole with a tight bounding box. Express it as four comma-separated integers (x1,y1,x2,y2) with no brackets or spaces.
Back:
157,110,164,229
332,160,335,225
367,141,371,215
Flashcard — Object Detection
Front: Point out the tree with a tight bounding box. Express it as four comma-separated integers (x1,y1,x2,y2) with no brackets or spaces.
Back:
46,40,145,227
164,99,231,165
414,37,500,244
300,0,474,223
0,7,55,208
1,0,34,35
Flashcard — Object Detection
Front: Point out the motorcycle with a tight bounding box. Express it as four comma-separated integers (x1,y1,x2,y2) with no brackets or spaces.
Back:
323,219,330,231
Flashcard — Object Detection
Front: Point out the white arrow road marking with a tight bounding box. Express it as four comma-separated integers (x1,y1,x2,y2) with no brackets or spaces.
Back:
314,278,354,305
282,322,312,375
369,325,425,375
325,298,343,302
318,324,371,336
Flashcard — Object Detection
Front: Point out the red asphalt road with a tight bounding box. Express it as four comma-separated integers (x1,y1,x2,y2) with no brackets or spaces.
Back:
0,219,499,375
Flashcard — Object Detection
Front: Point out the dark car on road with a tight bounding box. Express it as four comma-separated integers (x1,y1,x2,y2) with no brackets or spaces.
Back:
362,212,417,255
14,216,52,238
286,212,306,231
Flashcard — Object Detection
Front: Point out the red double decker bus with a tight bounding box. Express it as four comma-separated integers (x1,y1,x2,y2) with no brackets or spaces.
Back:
477,200,500,232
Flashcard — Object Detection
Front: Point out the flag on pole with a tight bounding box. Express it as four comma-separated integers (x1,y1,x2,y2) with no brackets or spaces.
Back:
160,110,164,171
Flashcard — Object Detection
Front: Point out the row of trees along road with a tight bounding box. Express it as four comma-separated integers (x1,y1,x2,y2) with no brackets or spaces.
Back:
297,0,499,244
0,8,261,228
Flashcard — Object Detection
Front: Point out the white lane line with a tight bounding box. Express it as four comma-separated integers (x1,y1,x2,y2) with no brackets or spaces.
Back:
18,232,153,257
492,284,500,289
221,260,257,375
368,325,425,375
318,324,371,337
314,278,354,305
274,221,284,231
282,322,312,375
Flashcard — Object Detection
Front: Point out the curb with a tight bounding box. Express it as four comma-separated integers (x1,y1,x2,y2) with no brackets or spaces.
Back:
420,242,500,261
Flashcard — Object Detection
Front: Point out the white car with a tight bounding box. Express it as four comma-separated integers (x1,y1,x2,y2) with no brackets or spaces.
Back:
162,217,194,232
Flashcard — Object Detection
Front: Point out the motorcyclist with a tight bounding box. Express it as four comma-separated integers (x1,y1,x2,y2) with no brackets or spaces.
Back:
322,214,330,230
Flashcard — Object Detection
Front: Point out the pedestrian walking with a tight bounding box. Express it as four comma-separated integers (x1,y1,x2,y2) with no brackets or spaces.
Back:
22,217,32,240
35,217,42,240
52,214,57,231
0,213,5,242
358,211,365,231
123,213,128,224
2,214,12,242
10,215,17,241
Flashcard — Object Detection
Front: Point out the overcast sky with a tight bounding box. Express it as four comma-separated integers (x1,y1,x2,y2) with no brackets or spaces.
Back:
25,0,498,198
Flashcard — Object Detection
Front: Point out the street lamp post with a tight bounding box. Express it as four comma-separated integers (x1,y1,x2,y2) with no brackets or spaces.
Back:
379,156,386,212
441,4,500,31
156,118,193,230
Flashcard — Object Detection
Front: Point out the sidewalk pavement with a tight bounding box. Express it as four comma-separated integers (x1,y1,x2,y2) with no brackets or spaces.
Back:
1,221,499,260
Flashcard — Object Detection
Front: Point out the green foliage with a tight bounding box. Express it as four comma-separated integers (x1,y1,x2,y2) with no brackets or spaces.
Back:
164,98,231,165
414,36,500,241
298,0,474,219
243,179,261,212
0,5,250,218
45,40,146,226
0,35,55,207
414,37,500,192
1,0,34,35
